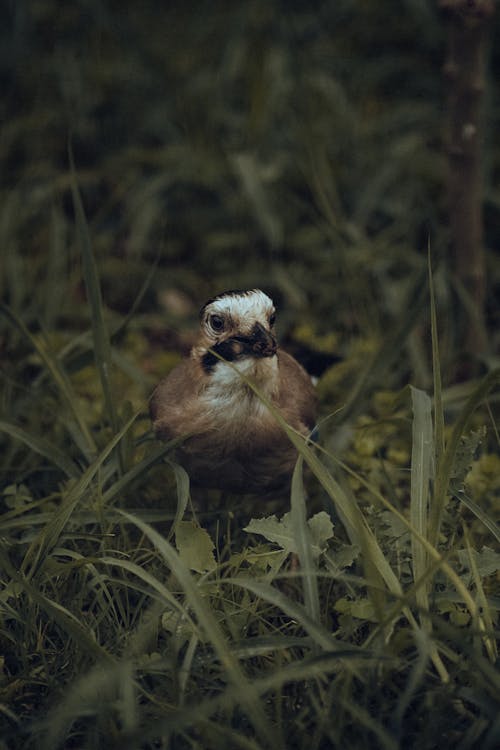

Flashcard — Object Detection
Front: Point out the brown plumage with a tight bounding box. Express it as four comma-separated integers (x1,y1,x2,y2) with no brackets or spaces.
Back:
150,289,316,494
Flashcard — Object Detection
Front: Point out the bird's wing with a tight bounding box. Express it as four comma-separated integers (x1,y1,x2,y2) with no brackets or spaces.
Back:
149,360,200,440
277,351,317,434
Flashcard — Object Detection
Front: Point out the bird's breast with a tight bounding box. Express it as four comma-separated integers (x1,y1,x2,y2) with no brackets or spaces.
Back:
200,355,279,430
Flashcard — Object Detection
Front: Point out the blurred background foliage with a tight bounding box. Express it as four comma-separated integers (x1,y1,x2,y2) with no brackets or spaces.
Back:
2,0,499,364
1,0,500,495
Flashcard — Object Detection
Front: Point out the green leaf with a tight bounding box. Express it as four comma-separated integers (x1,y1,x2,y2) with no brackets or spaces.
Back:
244,511,334,561
379,511,410,541
308,511,335,550
435,599,471,627
456,546,500,583
244,514,296,554
229,544,288,574
324,544,360,573
175,520,217,573
335,596,378,623
450,427,486,484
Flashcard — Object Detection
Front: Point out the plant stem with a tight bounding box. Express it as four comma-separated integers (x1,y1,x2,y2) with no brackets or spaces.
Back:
440,0,494,358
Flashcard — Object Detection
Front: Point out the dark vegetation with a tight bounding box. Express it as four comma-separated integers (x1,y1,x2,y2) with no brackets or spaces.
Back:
1,1,499,748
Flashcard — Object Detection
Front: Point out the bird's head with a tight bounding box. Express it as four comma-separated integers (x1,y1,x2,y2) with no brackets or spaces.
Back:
194,289,278,373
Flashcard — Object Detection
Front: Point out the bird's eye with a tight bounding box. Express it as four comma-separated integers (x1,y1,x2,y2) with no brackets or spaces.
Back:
209,314,225,332
269,311,276,327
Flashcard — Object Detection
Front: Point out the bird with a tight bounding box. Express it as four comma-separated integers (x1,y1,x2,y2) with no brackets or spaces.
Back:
150,289,316,494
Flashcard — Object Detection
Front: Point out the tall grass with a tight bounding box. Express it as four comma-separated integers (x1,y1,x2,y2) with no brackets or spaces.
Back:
1,246,499,748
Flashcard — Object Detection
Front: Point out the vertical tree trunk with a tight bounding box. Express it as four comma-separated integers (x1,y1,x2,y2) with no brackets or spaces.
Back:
440,0,493,358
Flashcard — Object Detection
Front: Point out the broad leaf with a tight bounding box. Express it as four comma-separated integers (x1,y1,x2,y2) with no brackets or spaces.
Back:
244,511,334,560
175,521,217,573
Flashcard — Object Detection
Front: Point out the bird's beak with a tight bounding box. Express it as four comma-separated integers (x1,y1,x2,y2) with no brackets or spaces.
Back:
250,322,277,357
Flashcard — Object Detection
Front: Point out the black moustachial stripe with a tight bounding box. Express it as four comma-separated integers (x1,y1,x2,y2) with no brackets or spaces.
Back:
201,325,277,373
201,340,244,373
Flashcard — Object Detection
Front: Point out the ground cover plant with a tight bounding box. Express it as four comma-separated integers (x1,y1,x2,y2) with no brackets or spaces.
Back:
1,1,500,748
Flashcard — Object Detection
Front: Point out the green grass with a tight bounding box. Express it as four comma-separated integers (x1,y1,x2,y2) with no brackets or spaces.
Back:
1,236,499,748
2,3,500,747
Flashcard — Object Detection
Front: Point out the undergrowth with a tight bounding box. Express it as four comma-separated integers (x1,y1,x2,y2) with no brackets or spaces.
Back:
0,202,499,749
1,3,500,749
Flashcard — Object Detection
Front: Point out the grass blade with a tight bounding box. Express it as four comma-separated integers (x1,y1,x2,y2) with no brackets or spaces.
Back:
461,525,498,662
452,488,500,544
0,419,80,478
409,386,433,620
428,245,445,466
128,650,383,749
0,301,96,457
41,661,134,750
116,509,279,749
21,411,140,578
322,444,494,667
68,144,120,450
337,264,428,424
226,576,353,656
429,368,500,547
168,460,191,540
290,456,321,624
101,438,181,506
99,556,199,624
0,547,113,665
